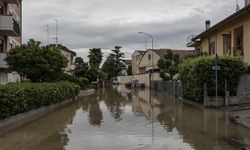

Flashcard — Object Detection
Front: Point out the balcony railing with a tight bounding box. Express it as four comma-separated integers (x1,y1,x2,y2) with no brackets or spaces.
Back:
2,0,20,5
0,53,8,69
0,15,21,36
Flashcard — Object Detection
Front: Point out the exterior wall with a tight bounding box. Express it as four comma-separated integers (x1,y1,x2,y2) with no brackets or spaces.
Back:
60,50,73,74
0,0,22,84
117,72,162,87
0,72,20,84
199,13,250,63
138,50,161,71
132,52,144,75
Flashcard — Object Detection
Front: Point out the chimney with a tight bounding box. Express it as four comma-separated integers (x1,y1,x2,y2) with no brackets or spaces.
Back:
245,0,250,6
205,20,211,30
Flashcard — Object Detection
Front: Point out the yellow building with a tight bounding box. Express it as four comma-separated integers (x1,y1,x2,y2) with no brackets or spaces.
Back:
132,49,194,75
187,1,250,63
131,50,145,75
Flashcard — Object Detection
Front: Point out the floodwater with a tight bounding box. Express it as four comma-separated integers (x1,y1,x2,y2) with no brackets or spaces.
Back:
1,86,250,150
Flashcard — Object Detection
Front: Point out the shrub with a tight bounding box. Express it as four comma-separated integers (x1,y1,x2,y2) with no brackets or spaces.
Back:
56,73,86,89
178,56,246,102
79,77,89,86
0,82,80,119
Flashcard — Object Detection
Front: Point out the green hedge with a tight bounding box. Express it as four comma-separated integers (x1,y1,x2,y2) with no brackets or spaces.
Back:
179,56,246,102
56,73,86,89
0,82,80,119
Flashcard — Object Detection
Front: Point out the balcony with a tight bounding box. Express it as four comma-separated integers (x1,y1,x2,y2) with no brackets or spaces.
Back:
0,15,21,36
186,35,200,47
0,53,8,69
2,0,21,5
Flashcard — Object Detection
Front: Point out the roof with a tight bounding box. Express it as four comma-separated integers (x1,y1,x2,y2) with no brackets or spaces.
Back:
194,4,250,40
49,44,77,56
151,49,195,58
122,59,132,65
132,50,146,57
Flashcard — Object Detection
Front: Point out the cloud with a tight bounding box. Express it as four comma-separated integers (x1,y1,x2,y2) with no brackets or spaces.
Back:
22,0,245,59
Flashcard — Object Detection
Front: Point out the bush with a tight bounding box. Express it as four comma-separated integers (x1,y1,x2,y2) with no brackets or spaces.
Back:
0,82,80,119
179,56,246,102
79,77,89,86
56,73,86,89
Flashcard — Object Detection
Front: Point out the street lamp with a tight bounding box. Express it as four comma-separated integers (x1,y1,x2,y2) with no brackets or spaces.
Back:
138,32,154,86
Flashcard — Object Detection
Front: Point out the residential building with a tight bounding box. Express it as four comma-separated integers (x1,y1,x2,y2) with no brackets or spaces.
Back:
57,45,77,75
187,1,250,63
0,0,22,84
121,59,132,75
133,49,194,75
132,50,146,75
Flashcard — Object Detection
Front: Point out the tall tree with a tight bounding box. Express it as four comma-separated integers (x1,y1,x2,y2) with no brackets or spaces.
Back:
74,57,90,79
6,39,68,82
88,48,103,81
88,48,103,69
158,49,180,80
102,46,125,79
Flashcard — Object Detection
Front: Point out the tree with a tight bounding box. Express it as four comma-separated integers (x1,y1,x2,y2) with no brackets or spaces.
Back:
157,49,180,80
88,48,103,81
101,46,126,80
74,57,90,79
88,48,103,69
6,39,68,82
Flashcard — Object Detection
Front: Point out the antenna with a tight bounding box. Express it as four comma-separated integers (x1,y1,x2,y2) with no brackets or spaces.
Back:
46,24,50,45
55,19,58,46
236,0,240,11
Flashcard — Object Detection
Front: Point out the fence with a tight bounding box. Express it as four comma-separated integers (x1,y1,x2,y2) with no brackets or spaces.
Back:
237,74,250,95
150,80,182,98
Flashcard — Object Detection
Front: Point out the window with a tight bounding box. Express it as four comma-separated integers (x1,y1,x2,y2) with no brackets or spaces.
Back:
209,42,215,55
148,54,151,61
234,26,244,56
0,40,3,53
0,4,3,15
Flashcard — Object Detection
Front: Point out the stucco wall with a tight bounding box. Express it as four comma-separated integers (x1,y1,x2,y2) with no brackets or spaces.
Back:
117,72,162,87
132,52,144,75
200,13,250,62
139,50,160,69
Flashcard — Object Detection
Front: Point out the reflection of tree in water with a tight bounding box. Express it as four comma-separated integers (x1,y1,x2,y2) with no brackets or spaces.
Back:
88,97,103,126
103,88,129,122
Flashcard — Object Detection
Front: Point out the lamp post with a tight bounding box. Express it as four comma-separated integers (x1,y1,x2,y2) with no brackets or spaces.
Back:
138,32,154,87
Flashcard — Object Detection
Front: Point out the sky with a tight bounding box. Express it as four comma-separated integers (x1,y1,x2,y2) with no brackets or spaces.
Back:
22,0,245,60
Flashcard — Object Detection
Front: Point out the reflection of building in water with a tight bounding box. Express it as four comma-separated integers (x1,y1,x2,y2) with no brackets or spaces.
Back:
131,88,250,150
115,85,132,101
131,89,162,120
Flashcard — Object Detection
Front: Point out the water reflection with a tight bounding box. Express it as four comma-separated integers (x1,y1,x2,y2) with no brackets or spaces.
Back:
1,86,250,150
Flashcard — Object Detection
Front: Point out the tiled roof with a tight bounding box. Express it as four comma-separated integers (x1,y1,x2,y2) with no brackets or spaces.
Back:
123,59,132,65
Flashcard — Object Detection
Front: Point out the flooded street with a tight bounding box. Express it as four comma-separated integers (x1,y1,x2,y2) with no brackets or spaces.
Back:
1,86,250,150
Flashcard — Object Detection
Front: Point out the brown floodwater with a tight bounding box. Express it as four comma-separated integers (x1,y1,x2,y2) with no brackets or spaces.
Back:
0,86,250,150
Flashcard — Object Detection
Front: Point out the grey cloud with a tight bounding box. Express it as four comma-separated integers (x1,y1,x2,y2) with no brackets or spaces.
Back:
22,0,246,55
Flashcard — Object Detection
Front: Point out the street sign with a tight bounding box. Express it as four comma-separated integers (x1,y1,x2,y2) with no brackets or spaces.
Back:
212,66,221,71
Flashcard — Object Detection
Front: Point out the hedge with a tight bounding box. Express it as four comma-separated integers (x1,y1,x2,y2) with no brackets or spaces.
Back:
0,82,80,119
56,73,86,89
179,56,246,102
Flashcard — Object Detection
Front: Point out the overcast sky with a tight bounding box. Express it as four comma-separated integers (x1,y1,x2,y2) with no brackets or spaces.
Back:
22,0,245,59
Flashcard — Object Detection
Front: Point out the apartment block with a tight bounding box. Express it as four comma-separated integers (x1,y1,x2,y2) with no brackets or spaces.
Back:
0,0,22,84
